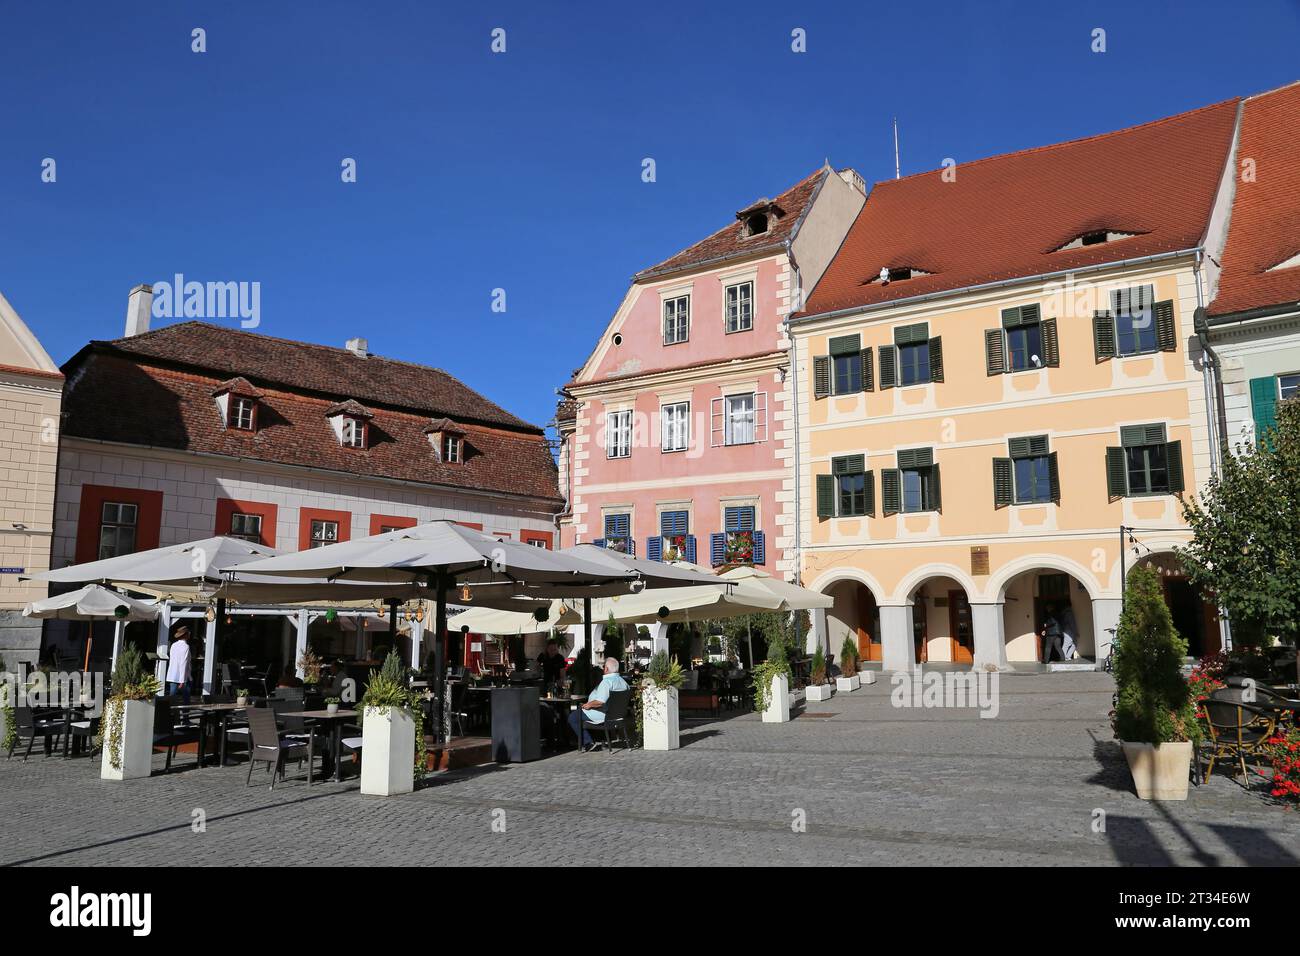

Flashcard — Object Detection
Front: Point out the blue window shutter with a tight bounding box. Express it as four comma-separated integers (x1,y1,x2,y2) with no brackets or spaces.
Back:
752,531,765,566
593,538,606,549
709,533,725,567
646,536,662,561
627,537,636,557
661,510,688,536
685,535,697,563
605,513,629,538
725,506,755,531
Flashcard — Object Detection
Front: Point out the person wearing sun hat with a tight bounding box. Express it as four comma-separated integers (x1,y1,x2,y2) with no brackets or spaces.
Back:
165,625,193,703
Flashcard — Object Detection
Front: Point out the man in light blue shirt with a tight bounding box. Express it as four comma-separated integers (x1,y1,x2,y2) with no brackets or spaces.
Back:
568,657,628,750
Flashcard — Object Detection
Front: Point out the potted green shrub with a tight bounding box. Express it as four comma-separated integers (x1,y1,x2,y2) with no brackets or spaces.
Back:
754,639,792,723
641,650,684,750
359,651,418,796
325,697,341,716
806,645,832,701
1113,566,1201,800
101,644,161,781
236,688,250,707
835,637,861,693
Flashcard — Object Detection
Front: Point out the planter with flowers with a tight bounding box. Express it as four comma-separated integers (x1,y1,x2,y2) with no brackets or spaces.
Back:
806,646,833,702
755,640,792,723
359,652,420,796
1262,729,1300,805
1112,566,1201,800
101,644,161,781
835,637,861,694
325,697,341,716
639,651,683,751
236,688,250,707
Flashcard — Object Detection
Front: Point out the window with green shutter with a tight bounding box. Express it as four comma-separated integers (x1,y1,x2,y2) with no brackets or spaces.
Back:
1005,435,1057,504
831,454,873,517
989,304,1059,374
1109,423,1183,496
886,323,942,387
816,473,835,519
890,448,940,513
1093,286,1177,359
1249,375,1280,448
830,334,862,394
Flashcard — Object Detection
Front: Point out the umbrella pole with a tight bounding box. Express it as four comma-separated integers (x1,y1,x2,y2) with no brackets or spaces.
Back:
434,576,448,745
387,599,399,657
84,621,93,672
747,616,754,669
583,597,593,665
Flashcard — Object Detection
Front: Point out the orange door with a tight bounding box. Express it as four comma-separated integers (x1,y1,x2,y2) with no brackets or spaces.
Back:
856,585,882,661
949,591,974,664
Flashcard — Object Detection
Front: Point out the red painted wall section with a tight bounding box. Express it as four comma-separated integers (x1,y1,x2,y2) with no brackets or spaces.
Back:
74,485,164,564
298,507,352,552
214,498,279,547
369,514,417,536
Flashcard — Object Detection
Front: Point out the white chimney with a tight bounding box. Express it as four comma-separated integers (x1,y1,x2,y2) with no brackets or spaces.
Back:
345,337,368,357
124,284,153,337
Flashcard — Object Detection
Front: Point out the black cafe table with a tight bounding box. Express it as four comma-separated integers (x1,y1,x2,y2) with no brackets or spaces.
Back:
281,709,358,784
177,702,246,767
537,694,585,750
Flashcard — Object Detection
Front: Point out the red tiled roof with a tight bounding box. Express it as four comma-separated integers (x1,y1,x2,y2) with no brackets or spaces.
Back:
634,167,830,280
212,377,262,398
801,100,1241,317
1209,82,1300,317
86,321,534,431
324,399,373,419
61,354,562,503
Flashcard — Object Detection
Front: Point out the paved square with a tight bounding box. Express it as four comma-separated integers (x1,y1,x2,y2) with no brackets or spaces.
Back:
2,673,1295,866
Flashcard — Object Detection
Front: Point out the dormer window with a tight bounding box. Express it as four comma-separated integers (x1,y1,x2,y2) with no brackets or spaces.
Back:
874,266,931,285
341,417,366,448
232,396,256,431
736,200,784,239
424,417,466,463
212,377,263,433
325,399,373,450
1054,230,1140,252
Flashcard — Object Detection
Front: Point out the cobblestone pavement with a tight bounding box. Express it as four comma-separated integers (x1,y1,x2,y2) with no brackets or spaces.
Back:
2,673,1295,866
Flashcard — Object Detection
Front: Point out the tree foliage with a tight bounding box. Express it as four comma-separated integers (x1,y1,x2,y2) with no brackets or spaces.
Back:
1113,566,1199,744
1179,398,1300,645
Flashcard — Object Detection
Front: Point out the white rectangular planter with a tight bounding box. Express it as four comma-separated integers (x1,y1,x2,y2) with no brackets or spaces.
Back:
835,674,861,693
762,674,790,723
641,684,679,751
1122,741,1193,801
360,706,416,796
100,699,155,781
806,683,833,702
861,670,877,685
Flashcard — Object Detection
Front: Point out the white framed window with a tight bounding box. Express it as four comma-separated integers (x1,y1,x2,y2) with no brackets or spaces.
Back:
606,409,632,459
661,402,690,453
711,392,767,446
232,397,255,430
443,435,462,463
341,417,365,449
310,519,340,548
663,295,690,345
725,281,753,333
1279,373,1300,401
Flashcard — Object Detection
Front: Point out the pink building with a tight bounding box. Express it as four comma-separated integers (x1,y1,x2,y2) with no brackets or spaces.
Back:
556,165,865,583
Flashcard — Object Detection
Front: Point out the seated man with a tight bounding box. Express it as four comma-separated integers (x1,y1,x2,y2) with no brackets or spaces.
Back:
568,656,628,751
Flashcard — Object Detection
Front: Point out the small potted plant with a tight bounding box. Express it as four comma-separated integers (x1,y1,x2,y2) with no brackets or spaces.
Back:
754,639,792,723
806,646,833,702
297,647,323,687
1113,566,1201,800
101,644,161,781
236,688,250,707
835,637,861,694
325,697,341,716
640,650,684,751
359,651,418,796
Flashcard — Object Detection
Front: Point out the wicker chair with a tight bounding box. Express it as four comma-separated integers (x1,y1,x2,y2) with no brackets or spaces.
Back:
244,705,313,790
1202,698,1277,783
5,706,64,760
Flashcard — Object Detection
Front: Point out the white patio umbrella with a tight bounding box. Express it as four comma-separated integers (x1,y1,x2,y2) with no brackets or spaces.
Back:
232,521,676,741
719,566,833,611
23,584,160,670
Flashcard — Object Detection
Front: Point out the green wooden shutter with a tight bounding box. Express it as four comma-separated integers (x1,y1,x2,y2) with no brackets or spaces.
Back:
1122,423,1166,446
1154,300,1177,352
985,328,1005,375
928,463,942,511
1093,311,1116,361
860,347,874,391
1041,318,1060,367
829,334,861,356
1105,447,1127,498
1165,441,1184,493
894,322,929,345
815,474,835,518
881,469,901,516
813,356,831,398
879,345,897,389
864,470,876,517
833,454,865,474
928,336,944,383
992,457,1013,507
1048,451,1061,503
1250,376,1279,445
1007,436,1031,459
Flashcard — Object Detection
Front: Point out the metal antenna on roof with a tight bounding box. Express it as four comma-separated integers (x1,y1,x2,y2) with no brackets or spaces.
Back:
893,117,901,180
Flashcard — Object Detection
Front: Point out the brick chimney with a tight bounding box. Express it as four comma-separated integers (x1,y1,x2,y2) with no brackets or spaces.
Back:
124,284,153,337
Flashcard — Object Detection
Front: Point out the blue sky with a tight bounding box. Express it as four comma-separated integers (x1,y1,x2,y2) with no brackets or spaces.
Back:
2,1,1297,431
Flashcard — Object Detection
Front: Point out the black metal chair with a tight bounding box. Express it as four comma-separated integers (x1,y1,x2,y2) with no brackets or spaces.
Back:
584,690,633,754
6,706,64,760
1202,698,1277,783
153,697,201,772
65,712,101,759
244,705,313,790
